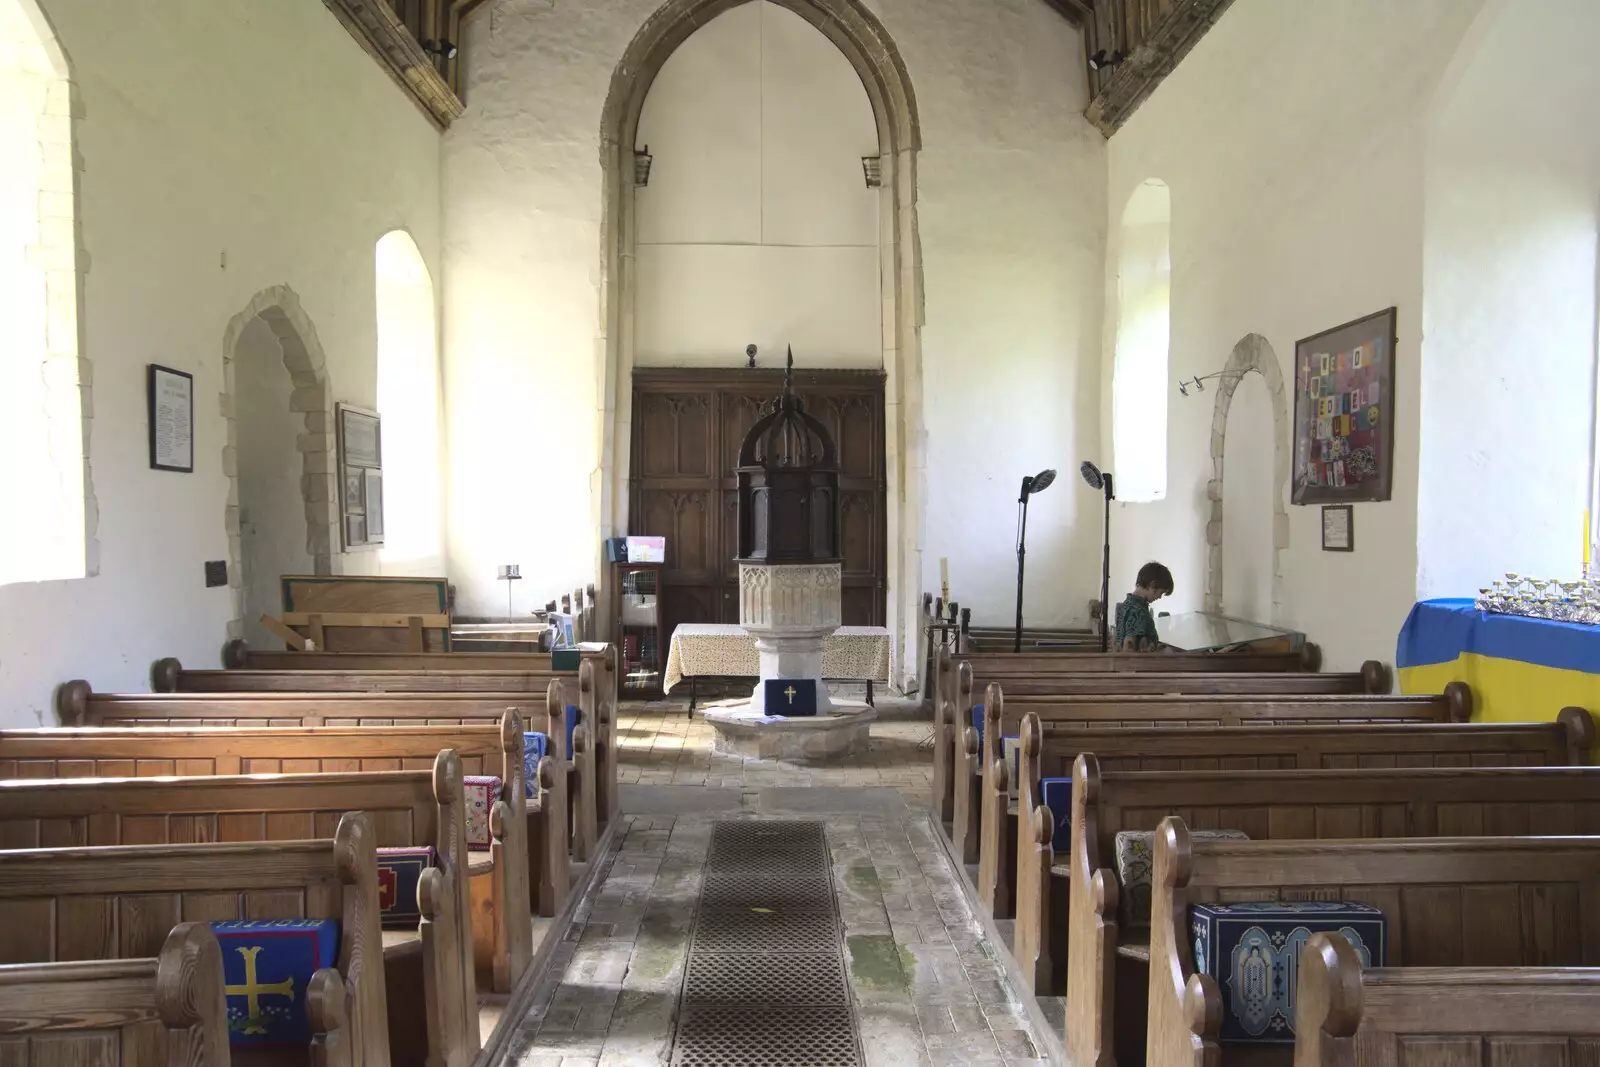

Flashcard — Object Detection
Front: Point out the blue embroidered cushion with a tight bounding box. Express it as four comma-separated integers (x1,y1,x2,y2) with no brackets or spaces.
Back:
1039,778,1072,850
1191,901,1386,1043
376,846,434,927
970,704,985,747
523,732,548,799
210,919,339,1047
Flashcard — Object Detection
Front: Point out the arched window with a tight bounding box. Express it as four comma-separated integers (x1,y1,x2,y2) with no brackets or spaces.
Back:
1,0,86,585
375,230,442,565
1111,179,1171,503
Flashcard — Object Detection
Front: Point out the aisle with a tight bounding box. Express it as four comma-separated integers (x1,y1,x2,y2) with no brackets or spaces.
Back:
504,813,1050,1066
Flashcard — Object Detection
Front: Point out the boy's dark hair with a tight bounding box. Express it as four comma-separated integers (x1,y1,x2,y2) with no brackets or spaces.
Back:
1136,561,1174,594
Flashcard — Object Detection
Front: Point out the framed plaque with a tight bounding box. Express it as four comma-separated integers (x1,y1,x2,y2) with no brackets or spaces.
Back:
147,364,194,473
1321,505,1354,552
336,404,383,549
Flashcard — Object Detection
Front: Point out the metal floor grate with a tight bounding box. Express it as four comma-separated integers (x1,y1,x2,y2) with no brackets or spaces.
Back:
670,820,863,1067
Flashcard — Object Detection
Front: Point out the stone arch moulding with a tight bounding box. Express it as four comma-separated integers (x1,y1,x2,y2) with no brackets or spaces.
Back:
219,285,338,641
1204,332,1290,621
595,0,926,686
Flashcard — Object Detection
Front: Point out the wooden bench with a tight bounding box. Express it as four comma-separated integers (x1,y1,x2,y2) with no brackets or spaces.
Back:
154,656,618,844
1005,708,1596,991
0,757,491,1065
962,683,1475,918
1146,821,1600,1067
223,641,616,679
0,712,569,924
1058,762,1600,1067
1294,935,1600,1067
0,923,244,1067
929,653,1391,824
58,680,607,867
0,815,422,1067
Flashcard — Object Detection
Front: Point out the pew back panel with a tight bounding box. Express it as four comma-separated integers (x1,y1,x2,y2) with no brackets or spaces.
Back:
0,924,232,1067
1149,824,1600,1067
1296,935,1600,1067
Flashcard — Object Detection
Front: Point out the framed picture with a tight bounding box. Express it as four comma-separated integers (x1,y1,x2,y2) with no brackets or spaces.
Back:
336,404,383,549
147,364,194,473
1321,505,1354,552
1291,307,1397,504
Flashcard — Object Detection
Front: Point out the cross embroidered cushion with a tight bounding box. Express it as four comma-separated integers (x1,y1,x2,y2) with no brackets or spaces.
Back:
1191,900,1386,1042
1114,829,1249,929
463,775,504,847
376,846,435,927
209,918,339,1047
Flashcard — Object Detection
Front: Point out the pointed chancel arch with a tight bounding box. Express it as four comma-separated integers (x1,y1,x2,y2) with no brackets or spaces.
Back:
1204,333,1290,620
220,286,338,641
597,0,925,680
1,0,93,585
376,229,443,567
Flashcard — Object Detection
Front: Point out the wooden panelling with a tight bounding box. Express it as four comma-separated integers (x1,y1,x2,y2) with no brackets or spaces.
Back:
630,368,887,627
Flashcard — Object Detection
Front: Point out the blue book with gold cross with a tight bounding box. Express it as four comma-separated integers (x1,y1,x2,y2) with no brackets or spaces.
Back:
763,678,817,717
210,919,339,1047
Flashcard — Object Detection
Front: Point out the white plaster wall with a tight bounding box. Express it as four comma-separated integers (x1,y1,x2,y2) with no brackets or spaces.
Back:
1221,372,1274,622
1104,0,1486,671
445,0,1105,636
634,2,881,366
0,0,441,723
235,317,313,650
1417,0,1600,599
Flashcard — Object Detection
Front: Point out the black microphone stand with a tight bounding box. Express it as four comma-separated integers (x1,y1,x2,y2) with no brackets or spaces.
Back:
1098,473,1114,653
1014,477,1032,653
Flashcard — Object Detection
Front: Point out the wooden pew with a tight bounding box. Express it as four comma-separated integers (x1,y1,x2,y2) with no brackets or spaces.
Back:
0,923,241,1067
950,642,1326,679
1062,762,1600,1067
1294,934,1600,1067
0,816,407,1067
929,648,1392,823
0,759,488,1066
58,680,605,867
1008,708,1597,993
963,683,1475,919
149,657,614,849
3,714,569,923
1146,820,1600,1067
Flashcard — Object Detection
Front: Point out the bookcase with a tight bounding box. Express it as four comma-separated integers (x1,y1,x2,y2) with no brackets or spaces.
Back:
611,562,664,697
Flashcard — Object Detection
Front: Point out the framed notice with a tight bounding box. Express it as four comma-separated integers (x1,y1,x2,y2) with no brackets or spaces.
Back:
336,404,383,550
147,364,194,473
1291,306,1397,505
1321,505,1353,552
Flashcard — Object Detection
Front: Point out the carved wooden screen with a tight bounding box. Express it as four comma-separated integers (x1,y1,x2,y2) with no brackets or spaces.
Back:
630,368,886,636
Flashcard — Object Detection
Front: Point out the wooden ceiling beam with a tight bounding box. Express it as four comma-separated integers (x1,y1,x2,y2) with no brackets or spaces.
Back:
1040,0,1094,26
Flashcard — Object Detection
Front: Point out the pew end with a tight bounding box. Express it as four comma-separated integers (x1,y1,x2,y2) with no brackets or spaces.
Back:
1560,705,1598,764
1359,660,1390,694
1443,681,1474,722
1295,933,1600,1067
1299,643,1322,672
151,658,182,693
222,638,249,669
54,678,92,725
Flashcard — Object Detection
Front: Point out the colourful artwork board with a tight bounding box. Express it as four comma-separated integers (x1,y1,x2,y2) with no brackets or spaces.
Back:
1291,307,1397,504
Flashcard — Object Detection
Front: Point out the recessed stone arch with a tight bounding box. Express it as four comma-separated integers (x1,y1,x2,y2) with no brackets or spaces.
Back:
220,285,337,640
596,0,926,683
1204,332,1290,621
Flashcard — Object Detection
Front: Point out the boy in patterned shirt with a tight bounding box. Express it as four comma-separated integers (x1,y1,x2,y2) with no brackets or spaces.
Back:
1114,561,1173,652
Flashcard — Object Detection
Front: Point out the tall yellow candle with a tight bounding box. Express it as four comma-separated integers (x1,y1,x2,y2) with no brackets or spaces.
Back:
939,557,949,601
1587,510,1592,570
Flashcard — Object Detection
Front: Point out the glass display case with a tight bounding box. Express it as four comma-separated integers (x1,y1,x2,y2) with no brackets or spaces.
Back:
613,562,663,696
1153,611,1304,653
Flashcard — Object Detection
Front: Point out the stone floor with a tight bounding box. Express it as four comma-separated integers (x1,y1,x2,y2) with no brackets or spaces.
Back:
499,698,1056,1066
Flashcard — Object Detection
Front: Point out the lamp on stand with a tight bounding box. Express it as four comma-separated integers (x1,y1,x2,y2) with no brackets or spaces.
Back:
1079,462,1114,652
1013,468,1058,653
